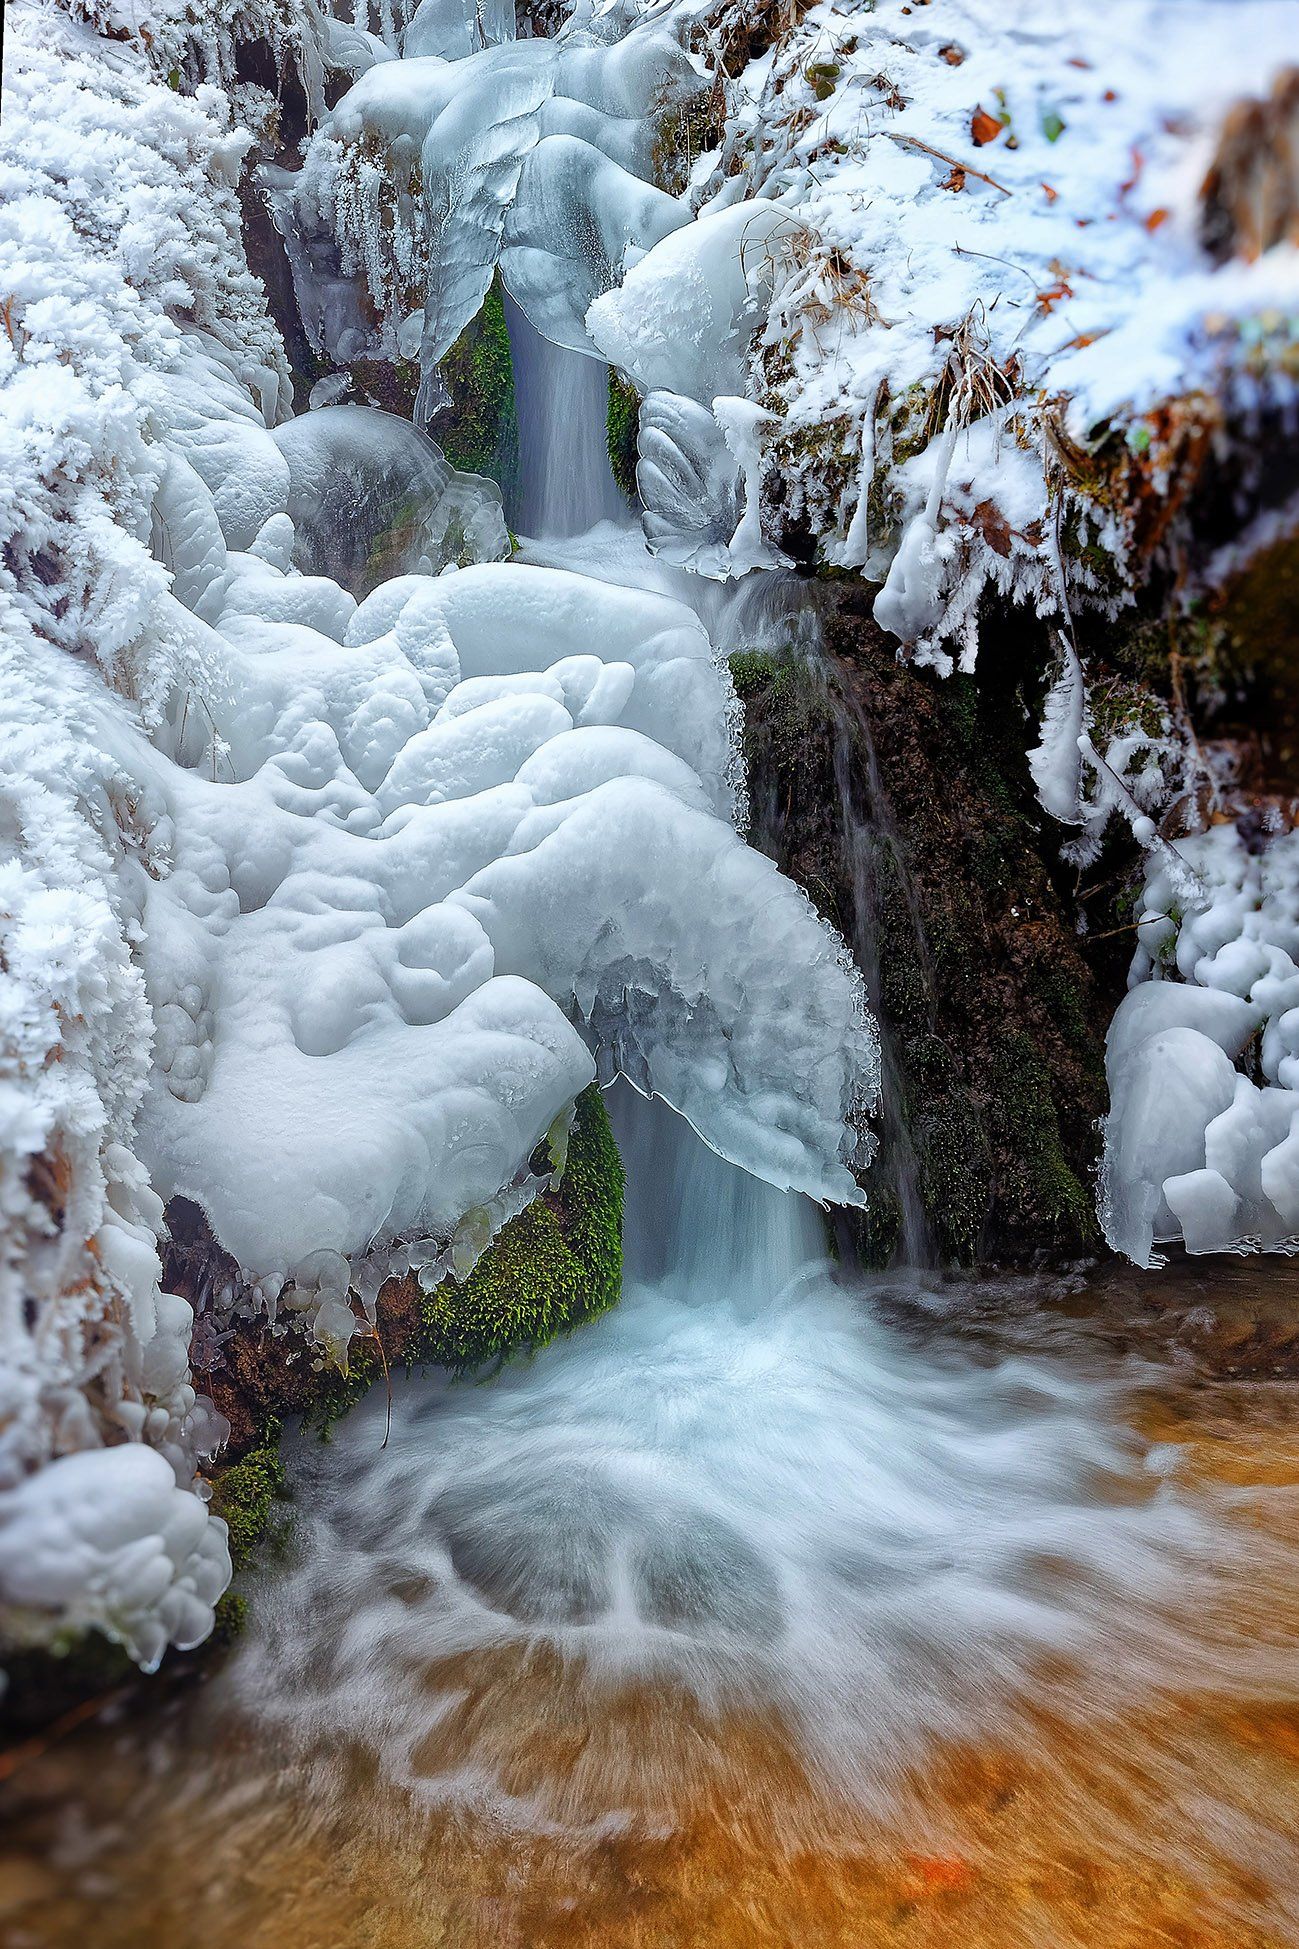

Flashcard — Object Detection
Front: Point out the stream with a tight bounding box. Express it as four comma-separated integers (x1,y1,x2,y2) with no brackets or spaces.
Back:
5,244,1299,1949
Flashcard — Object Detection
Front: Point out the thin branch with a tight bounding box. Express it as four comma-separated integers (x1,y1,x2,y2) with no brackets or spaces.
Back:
0,1685,128,1786
884,131,1012,196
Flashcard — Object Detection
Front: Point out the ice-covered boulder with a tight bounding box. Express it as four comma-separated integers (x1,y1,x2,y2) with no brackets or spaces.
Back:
1101,826,1299,1264
270,403,508,592
587,200,803,405
500,134,687,355
0,1445,230,1671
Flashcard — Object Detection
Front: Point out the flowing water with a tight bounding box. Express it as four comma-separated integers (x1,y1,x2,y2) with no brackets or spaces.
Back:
4,1091,1299,1946
6,342,1299,1947
504,294,623,538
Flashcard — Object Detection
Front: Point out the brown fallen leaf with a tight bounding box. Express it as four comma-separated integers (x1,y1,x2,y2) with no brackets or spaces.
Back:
942,165,967,191
971,105,1003,146
1042,181,1059,202
1144,205,1171,230
939,42,965,65
971,499,1013,558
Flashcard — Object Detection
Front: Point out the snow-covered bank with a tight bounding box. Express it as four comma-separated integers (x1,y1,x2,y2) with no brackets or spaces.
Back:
696,0,1299,664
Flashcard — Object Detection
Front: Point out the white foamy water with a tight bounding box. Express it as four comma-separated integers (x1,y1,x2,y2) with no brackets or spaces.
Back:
231,1088,1224,1828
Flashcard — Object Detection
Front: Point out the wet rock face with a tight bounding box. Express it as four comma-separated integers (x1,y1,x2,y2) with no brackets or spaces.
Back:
736,590,1114,1267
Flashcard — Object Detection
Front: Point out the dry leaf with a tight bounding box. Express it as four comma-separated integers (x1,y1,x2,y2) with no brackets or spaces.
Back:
971,500,1013,558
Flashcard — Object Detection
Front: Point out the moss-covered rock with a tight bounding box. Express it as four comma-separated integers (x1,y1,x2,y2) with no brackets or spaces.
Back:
434,272,519,508
413,1083,624,1371
607,370,640,505
209,1421,287,1570
734,596,1109,1265
201,1082,623,1453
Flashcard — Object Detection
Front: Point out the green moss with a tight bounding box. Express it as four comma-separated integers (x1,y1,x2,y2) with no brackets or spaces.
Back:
727,649,825,756
436,273,519,502
607,371,640,503
210,1591,249,1648
914,1091,992,1266
210,1420,287,1569
988,1034,1095,1245
728,648,782,700
415,1085,624,1372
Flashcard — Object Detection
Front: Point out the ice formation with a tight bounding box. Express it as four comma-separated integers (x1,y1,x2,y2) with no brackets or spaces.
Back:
3,0,1295,1679
0,0,877,1673
277,1,700,385
281,0,1299,630
1102,826,1299,1267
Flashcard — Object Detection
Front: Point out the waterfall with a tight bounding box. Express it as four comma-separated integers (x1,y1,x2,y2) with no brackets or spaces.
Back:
504,290,624,538
233,1081,1209,1830
213,99,1212,1848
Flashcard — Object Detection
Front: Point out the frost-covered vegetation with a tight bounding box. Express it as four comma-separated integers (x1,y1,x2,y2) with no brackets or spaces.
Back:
1,0,1297,1689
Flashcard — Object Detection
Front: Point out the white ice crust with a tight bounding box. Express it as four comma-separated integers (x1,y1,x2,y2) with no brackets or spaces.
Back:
1102,827,1299,1267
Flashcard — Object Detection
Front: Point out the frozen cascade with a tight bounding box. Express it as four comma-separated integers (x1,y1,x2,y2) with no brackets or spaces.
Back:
0,0,877,1674
218,307,1216,1822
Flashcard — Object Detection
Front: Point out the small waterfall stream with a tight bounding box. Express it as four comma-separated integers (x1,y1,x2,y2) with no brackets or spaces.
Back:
215,337,1231,1833
822,670,935,1265
504,292,623,537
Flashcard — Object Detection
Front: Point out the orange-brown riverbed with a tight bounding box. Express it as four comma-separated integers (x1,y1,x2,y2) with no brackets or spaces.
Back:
4,1247,1299,1949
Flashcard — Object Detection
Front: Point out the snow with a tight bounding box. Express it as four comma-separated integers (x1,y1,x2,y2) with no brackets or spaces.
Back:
697,0,1299,657
0,1443,230,1672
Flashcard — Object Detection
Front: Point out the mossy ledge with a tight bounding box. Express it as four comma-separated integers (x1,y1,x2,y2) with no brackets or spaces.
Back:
205,1081,624,1451
433,271,519,510
1,1087,623,1737
607,369,640,504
